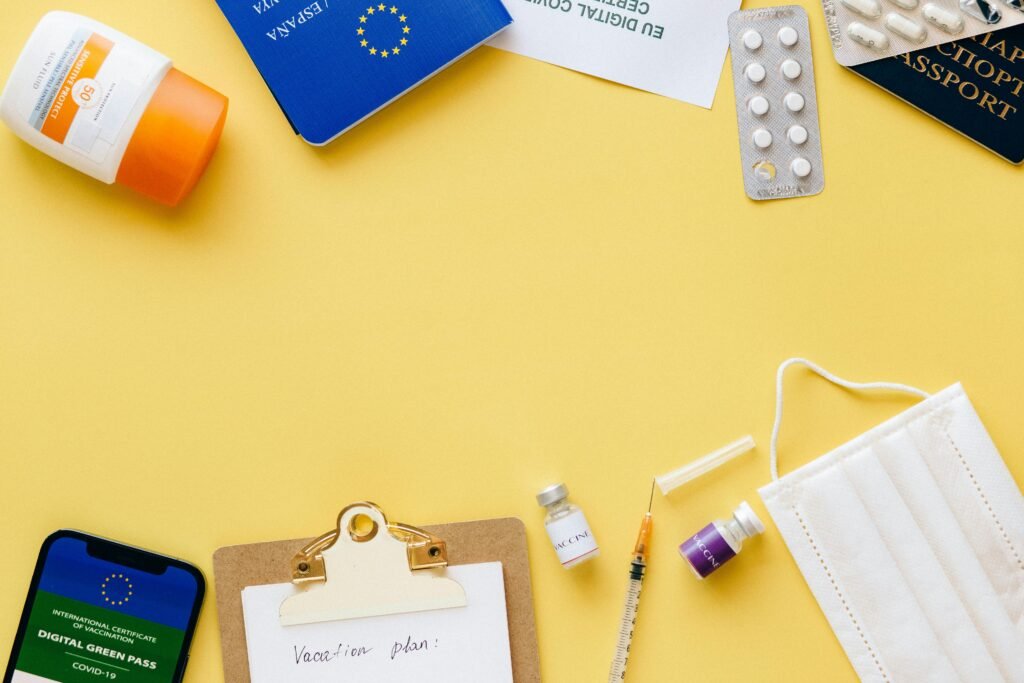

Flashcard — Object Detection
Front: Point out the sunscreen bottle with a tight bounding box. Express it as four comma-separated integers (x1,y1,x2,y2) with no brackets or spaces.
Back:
0,12,228,206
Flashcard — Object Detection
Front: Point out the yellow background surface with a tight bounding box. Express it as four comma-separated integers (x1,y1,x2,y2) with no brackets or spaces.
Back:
2,0,1023,680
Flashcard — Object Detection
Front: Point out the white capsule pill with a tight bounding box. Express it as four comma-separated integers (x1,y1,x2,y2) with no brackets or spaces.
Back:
745,62,767,83
889,0,918,8
752,128,773,149
784,91,805,112
922,3,964,32
791,157,812,178
742,30,764,49
749,95,770,116
847,22,891,49
778,25,799,46
885,12,928,41
780,58,802,80
841,0,883,18
787,124,809,145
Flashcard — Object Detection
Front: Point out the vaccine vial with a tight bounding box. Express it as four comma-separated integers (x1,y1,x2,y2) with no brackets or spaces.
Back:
536,483,599,569
679,501,765,578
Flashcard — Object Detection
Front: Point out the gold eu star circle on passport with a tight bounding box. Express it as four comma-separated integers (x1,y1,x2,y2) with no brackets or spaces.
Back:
101,573,134,607
357,5,409,59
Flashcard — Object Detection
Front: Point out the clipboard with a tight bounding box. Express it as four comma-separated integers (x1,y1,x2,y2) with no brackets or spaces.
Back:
213,506,540,682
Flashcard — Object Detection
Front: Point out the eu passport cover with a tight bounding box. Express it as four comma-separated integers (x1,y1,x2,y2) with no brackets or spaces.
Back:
850,28,1024,164
216,0,512,145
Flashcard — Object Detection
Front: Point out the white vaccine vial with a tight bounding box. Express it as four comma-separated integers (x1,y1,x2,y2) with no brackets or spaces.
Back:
679,501,765,578
537,483,599,569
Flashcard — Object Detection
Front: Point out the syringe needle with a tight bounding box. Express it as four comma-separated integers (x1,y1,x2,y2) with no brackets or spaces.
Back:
634,482,654,562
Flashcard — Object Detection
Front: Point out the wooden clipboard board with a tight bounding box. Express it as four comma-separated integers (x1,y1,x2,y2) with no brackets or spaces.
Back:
213,516,540,682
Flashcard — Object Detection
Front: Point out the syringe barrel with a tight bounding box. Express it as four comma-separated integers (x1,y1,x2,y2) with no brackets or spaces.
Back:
608,577,644,683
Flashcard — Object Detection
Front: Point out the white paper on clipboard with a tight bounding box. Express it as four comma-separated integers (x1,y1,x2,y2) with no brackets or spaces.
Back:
241,562,513,683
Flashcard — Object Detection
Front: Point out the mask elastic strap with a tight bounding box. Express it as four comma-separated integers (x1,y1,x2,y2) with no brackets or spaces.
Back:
770,358,931,481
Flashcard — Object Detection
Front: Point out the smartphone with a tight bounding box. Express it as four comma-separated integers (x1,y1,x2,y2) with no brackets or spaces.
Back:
4,530,204,683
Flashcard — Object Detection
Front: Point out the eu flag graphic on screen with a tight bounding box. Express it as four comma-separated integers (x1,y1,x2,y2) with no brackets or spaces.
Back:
216,0,513,144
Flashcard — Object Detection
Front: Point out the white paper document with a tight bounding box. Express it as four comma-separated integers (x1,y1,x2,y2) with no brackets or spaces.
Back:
241,562,513,683
489,0,740,108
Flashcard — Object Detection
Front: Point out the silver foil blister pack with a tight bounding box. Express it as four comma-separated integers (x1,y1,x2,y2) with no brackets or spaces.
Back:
823,0,1024,65
728,6,824,201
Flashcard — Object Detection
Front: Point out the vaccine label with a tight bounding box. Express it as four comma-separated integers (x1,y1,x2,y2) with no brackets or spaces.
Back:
545,511,598,566
29,28,146,164
680,524,736,578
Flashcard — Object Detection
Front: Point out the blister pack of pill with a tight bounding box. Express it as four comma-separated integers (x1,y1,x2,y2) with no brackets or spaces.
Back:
823,0,1024,65
728,6,824,201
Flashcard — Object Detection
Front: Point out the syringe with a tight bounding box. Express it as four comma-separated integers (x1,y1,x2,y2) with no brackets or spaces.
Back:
607,481,655,682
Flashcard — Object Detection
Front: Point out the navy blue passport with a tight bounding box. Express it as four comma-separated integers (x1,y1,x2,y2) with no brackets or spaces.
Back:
217,0,512,144
850,28,1024,164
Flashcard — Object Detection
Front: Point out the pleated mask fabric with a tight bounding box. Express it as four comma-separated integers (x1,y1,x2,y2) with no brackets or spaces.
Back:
759,358,1024,682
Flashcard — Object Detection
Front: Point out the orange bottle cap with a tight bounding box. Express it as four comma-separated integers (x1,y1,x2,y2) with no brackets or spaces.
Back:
116,68,228,207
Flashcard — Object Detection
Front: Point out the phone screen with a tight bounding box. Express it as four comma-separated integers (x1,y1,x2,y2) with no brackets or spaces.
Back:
6,532,202,683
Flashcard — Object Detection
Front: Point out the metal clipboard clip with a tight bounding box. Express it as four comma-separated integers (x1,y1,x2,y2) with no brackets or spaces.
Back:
279,502,467,626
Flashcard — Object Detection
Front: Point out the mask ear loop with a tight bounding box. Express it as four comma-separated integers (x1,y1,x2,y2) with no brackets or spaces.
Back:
770,358,931,481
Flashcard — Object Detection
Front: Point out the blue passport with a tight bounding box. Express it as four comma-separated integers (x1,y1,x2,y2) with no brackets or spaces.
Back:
216,0,512,144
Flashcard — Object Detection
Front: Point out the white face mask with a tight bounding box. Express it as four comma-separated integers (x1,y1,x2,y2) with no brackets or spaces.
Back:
758,358,1024,682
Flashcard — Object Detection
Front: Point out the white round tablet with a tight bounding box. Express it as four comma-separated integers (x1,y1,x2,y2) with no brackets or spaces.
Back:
781,59,802,80
742,30,763,50
791,157,812,178
784,91,805,112
748,95,770,116
787,124,809,145
745,62,767,83
752,128,773,149
778,25,799,46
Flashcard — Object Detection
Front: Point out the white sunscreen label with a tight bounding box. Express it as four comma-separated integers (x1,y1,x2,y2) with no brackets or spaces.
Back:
27,28,149,164
545,511,598,567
